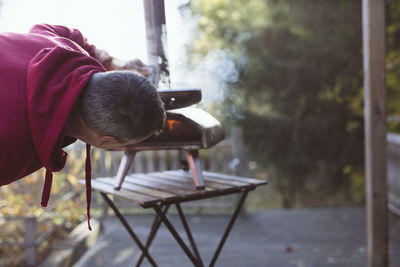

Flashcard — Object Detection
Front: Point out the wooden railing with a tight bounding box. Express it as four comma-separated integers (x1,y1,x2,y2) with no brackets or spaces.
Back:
89,128,244,178
387,132,400,216
0,192,77,267
1,216,39,266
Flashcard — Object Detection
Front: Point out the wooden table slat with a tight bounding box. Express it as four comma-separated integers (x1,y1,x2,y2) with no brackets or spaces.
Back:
123,175,200,198
203,177,252,188
152,171,234,191
132,173,212,194
99,177,179,201
164,170,252,188
89,179,159,207
165,170,252,188
202,171,268,185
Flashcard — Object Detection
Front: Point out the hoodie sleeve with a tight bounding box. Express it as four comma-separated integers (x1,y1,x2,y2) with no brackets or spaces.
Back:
26,45,105,171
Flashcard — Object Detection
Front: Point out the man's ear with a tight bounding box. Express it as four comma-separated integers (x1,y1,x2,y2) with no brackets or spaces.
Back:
98,135,117,145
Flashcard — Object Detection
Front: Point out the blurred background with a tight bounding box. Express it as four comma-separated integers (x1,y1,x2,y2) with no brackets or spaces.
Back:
1,0,400,266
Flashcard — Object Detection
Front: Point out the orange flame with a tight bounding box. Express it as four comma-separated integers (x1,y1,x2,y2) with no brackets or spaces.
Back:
167,120,182,131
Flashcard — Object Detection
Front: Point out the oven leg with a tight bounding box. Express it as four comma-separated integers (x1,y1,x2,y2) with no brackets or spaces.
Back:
114,151,136,190
185,150,205,190
101,193,158,267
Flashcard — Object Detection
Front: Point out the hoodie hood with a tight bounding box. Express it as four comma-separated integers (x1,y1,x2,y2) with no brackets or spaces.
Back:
26,45,104,228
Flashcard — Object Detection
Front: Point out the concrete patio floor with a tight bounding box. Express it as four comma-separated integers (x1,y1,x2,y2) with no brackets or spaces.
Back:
72,206,400,267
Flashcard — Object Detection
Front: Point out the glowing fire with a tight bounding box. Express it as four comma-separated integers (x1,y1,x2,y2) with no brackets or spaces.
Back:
167,120,182,131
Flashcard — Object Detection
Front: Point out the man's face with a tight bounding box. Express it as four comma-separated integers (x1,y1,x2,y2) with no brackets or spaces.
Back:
72,115,155,150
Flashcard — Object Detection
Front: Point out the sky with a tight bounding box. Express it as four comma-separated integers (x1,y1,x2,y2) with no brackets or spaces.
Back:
0,0,232,104
0,0,152,60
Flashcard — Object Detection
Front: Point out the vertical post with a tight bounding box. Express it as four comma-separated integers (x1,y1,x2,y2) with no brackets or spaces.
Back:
98,150,107,176
170,150,180,170
222,148,230,174
146,151,156,173
232,126,247,213
134,152,145,173
362,1,388,266
143,0,170,88
209,148,218,172
158,150,167,171
232,127,245,176
24,216,37,267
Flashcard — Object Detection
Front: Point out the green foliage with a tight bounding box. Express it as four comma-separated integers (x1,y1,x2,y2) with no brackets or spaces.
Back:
387,0,400,132
0,149,88,221
0,148,91,265
188,0,368,206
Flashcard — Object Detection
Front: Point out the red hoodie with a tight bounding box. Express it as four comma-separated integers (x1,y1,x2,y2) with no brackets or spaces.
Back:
0,24,106,228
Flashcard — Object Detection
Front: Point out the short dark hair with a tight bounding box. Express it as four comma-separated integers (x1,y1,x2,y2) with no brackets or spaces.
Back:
81,71,166,142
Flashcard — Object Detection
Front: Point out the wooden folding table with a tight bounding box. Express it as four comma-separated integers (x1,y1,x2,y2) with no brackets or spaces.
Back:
81,170,267,267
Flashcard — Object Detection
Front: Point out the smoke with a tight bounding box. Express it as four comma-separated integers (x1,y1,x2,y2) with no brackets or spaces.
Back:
172,49,239,105
166,0,240,106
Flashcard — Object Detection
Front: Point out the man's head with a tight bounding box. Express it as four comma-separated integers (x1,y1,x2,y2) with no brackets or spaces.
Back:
72,71,166,149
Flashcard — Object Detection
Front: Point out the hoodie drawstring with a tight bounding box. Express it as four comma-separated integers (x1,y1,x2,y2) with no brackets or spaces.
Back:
85,143,92,231
39,144,93,231
40,169,53,208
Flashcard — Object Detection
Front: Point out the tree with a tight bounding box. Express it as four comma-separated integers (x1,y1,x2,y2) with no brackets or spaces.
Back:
387,0,400,130
188,0,365,207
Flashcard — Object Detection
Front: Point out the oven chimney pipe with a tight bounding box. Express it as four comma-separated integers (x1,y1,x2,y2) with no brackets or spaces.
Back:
143,0,171,88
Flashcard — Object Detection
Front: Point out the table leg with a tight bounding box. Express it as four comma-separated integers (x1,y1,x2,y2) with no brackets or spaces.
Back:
101,193,158,267
154,206,202,266
136,205,170,267
176,203,204,266
209,190,249,267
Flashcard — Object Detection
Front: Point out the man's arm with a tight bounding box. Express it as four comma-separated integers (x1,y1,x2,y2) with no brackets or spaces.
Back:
29,24,151,74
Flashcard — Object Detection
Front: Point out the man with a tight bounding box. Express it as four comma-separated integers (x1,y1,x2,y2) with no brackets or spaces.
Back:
0,24,166,228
